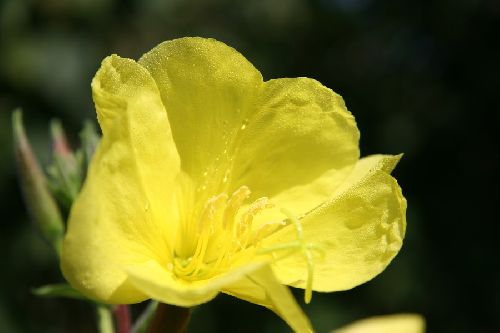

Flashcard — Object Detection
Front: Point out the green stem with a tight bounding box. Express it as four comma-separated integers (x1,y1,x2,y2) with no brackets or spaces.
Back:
145,303,191,333
97,304,115,333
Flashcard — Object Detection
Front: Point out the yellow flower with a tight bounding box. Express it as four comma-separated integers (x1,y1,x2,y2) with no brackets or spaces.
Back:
331,314,425,333
61,37,406,332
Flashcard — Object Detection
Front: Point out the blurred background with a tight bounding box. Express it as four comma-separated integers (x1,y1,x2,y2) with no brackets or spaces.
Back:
1,0,499,332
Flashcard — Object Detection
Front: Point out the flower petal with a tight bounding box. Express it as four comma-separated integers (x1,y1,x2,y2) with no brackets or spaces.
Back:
125,260,266,307
138,37,263,190
231,77,359,211
61,55,180,303
263,155,406,292
224,265,313,333
331,314,425,333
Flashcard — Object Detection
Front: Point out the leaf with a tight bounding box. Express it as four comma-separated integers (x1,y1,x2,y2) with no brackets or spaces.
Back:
132,301,158,333
32,283,88,300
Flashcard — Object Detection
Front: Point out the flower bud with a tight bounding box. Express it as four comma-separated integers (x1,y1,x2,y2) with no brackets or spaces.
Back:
12,110,64,255
79,120,99,167
47,119,83,209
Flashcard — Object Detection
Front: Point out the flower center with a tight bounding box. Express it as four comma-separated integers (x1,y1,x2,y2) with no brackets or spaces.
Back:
169,185,324,303
171,186,279,281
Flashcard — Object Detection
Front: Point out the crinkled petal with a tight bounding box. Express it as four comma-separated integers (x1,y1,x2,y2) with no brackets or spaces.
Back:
263,155,406,292
61,55,180,303
331,314,425,333
125,260,266,307
244,165,356,231
139,37,263,192
232,77,359,214
224,265,313,333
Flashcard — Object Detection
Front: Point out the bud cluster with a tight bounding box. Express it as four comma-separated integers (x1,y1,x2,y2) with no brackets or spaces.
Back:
12,110,99,254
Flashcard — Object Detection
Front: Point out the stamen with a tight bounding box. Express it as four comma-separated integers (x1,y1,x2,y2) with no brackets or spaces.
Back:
172,185,276,281
199,193,228,232
223,186,251,229
238,197,274,241
251,220,286,246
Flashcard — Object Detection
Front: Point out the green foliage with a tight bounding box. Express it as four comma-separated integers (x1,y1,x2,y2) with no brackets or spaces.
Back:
32,283,87,301
12,110,65,255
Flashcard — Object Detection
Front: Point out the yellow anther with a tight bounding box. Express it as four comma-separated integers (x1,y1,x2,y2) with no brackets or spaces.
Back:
239,197,273,237
251,220,285,245
198,193,227,232
223,186,251,229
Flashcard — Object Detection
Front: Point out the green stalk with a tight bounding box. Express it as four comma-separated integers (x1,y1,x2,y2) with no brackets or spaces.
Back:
97,304,115,333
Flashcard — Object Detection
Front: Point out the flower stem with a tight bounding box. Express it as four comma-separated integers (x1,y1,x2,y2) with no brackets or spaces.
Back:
96,304,114,333
145,303,191,333
113,305,132,333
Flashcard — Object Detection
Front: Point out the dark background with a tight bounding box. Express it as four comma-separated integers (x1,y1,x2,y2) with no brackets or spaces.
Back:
1,0,498,332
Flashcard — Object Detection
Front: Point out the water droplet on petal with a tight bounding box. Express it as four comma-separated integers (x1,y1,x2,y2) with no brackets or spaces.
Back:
240,118,249,130
222,170,231,183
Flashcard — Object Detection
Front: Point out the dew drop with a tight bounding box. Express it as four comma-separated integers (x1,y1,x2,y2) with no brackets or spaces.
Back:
196,184,207,193
240,118,249,130
222,170,231,183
